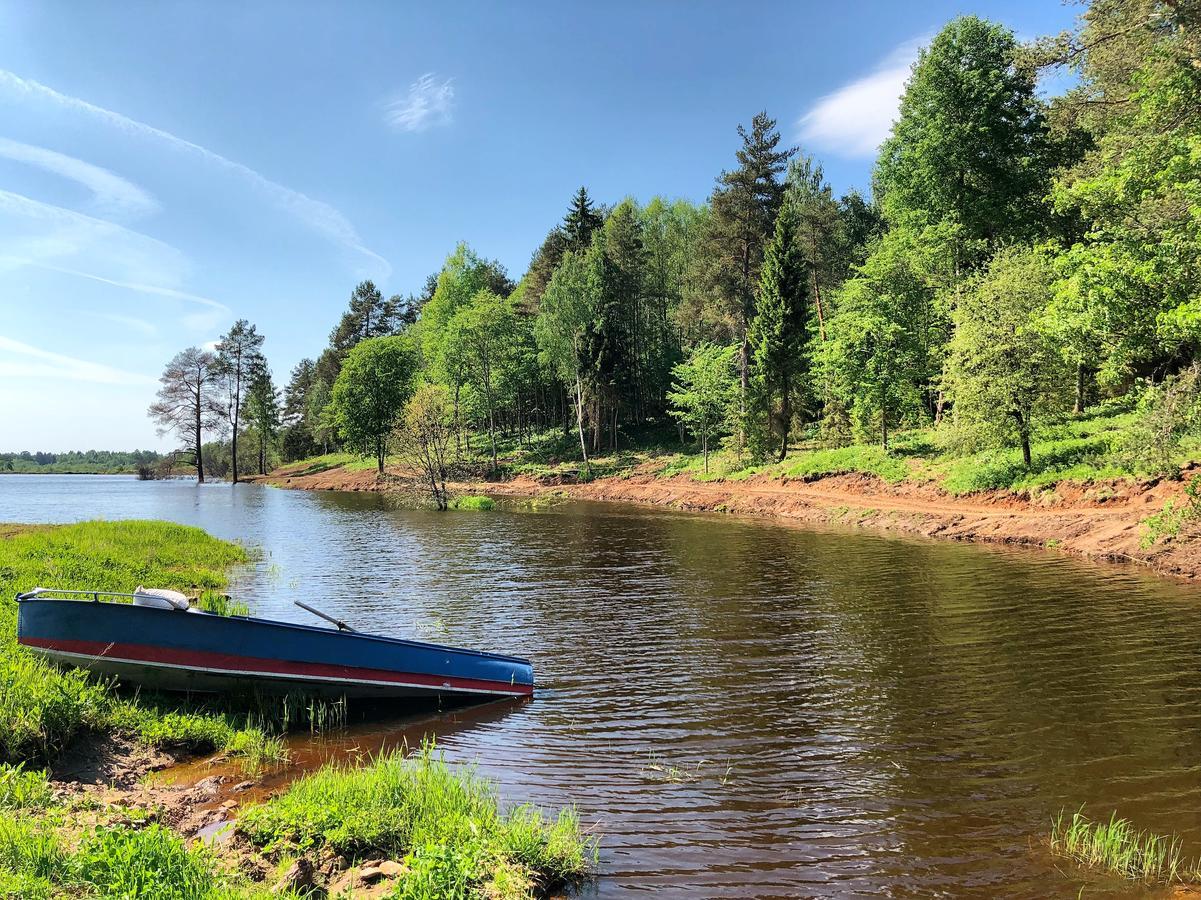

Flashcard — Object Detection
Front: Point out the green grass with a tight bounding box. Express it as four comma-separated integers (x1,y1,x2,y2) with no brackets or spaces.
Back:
450,495,496,511
0,520,282,766
1050,808,1201,884
0,764,51,811
275,398,1199,501
239,742,595,899
0,816,294,899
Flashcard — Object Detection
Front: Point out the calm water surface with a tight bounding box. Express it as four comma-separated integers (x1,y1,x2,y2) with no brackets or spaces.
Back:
3,475,1201,897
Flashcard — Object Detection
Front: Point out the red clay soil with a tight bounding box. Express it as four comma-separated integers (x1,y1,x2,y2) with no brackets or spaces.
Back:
256,460,1201,580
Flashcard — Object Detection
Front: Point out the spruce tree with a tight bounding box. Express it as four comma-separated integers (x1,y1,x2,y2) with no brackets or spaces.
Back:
748,204,809,461
706,112,794,422
563,186,604,251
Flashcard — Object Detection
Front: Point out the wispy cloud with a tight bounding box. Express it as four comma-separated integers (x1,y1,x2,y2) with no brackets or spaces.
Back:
0,334,156,385
0,189,190,288
0,137,157,217
82,311,158,336
383,73,454,133
25,263,231,331
0,69,391,277
797,37,925,159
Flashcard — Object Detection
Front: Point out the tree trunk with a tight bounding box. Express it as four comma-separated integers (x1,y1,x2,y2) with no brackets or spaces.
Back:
575,372,591,479
880,384,889,451
194,400,205,484
1074,363,1087,415
488,403,498,472
377,438,385,474
778,379,790,462
812,268,827,342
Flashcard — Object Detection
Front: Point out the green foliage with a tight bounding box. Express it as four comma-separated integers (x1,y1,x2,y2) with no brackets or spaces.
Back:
331,334,419,472
945,247,1072,464
1120,366,1201,477
238,743,594,898
0,450,162,475
1048,0,1201,383
747,203,809,460
72,824,218,899
1141,476,1201,549
0,765,50,811
876,15,1052,248
818,225,951,448
668,344,738,473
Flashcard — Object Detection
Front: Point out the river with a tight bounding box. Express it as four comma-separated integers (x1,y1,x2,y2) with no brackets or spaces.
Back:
2,474,1199,897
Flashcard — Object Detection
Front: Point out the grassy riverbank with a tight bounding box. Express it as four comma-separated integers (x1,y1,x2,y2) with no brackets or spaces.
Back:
264,402,1201,580
0,521,278,765
0,521,595,897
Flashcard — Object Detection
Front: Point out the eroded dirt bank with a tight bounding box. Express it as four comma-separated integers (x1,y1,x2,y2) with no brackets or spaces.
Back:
256,461,1201,580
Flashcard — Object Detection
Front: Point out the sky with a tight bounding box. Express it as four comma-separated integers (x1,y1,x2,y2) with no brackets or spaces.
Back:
0,0,1081,452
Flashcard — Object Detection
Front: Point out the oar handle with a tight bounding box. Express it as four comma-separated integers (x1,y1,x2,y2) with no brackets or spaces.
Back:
295,599,354,632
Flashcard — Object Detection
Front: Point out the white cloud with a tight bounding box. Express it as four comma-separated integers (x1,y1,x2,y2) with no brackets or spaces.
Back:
383,73,454,133
0,334,156,385
0,137,157,217
798,37,925,158
0,69,391,277
26,263,232,331
0,189,190,288
82,311,157,336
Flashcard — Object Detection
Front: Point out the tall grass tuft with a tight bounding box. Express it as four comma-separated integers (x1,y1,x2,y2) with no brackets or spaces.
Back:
1050,807,1201,883
239,741,595,897
72,824,217,900
0,763,51,810
451,495,496,511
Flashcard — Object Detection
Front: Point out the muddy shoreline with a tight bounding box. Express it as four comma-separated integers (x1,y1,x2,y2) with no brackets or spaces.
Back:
255,461,1201,581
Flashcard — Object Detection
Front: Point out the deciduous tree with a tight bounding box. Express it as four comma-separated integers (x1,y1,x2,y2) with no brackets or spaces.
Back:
330,335,418,473
147,347,223,483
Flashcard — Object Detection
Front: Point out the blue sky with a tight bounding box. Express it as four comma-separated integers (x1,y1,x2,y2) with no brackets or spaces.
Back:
0,0,1080,451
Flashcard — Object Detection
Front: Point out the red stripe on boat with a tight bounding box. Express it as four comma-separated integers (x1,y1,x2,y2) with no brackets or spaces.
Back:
20,637,533,696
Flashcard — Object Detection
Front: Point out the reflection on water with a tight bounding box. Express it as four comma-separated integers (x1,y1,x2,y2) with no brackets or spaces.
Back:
3,475,1201,897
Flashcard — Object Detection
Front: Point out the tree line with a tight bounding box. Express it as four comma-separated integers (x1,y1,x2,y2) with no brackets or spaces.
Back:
150,2,1201,487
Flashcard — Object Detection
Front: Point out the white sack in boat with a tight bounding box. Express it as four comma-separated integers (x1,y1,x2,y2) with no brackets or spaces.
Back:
133,586,190,611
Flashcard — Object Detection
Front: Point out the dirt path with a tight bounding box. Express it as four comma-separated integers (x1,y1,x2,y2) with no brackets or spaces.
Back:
256,461,1201,580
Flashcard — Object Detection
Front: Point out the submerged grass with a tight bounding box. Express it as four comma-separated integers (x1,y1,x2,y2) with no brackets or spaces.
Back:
239,741,595,898
1050,808,1201,883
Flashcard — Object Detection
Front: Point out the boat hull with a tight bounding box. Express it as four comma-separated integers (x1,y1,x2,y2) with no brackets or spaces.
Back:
17,599,534,700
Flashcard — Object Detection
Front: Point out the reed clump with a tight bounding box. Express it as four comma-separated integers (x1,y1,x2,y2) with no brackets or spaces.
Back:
1050,807,1201,883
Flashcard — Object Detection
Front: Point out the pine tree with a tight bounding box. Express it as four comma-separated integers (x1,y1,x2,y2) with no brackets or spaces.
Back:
329,281,402,358
748,204,809,461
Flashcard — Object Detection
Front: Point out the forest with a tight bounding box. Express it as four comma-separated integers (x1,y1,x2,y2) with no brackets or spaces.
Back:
149,1,1201,494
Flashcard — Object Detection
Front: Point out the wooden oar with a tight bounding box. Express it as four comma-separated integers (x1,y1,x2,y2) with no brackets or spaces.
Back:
294,599,355,632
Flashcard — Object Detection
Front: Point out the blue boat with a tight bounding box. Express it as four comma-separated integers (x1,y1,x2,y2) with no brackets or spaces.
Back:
15,588,534,701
